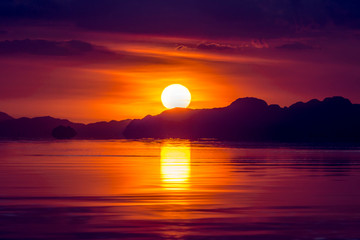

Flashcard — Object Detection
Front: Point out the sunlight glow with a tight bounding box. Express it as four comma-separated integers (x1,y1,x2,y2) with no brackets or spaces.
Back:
160,141,191,190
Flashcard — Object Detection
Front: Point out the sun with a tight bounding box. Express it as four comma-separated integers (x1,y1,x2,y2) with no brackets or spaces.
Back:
161,84,191,109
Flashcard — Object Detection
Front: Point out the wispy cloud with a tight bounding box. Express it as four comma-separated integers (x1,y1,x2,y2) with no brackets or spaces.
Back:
2,0,360,38
277,42,314,50
0,39,105,56
176,39,270,53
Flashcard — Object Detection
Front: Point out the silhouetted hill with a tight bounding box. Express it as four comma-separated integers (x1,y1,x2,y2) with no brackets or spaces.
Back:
0,115,131,140
124,96,360,142
52,125,77,139
76,120,131,139
0,112,13,121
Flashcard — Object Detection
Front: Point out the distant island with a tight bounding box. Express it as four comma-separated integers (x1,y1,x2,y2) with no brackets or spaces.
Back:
1,96,360,142
124,96,360,143
0,113,130,140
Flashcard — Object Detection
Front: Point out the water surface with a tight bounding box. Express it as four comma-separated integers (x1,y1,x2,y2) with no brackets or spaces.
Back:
0,140,359,239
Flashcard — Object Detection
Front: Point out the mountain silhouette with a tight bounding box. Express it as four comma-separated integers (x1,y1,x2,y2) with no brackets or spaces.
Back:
0,115,130,140
1,96,360,142
124,96,360,142
52,125,77,139
0,112,13,122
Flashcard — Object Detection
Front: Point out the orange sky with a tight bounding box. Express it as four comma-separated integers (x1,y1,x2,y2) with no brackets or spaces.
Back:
1,29,360,123
1,1,360,123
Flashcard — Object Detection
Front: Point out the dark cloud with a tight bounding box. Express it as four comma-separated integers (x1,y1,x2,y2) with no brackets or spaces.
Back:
196,43,238,51
277,42,314,50
177,42,239,51
0,39,97,56
1,0,360,38
0,38,190,68
176,40,270,52
250,39,269,49
0,0,61,20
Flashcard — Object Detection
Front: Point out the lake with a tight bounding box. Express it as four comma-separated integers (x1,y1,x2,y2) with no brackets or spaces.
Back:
0,140,359,240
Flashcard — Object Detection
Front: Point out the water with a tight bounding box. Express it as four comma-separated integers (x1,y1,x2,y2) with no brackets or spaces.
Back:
0,140,360,240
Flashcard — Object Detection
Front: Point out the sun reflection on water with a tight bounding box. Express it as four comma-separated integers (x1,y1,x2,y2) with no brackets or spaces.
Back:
160,141,191,190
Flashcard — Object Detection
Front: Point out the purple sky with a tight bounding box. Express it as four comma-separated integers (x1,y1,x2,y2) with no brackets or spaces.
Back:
1,0,360,122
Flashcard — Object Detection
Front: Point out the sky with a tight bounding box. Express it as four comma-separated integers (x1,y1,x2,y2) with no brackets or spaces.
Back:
1,0,360,123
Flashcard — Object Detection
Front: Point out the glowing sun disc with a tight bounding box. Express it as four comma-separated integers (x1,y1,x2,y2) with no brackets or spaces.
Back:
161,84,191,109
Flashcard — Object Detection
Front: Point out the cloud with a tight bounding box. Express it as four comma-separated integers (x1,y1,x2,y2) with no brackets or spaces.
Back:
176,39,271,52
2,0,360,39
196,43,238,51
251,39,269,49
0,39,98,56
0,38,189,71
177,42,239,52
276,42,314,50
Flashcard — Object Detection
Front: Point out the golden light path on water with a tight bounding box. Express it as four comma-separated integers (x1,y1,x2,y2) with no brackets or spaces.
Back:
160,141,191,191
1,141,360,239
